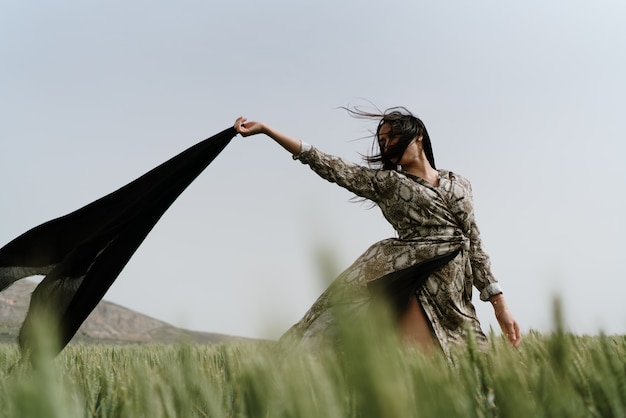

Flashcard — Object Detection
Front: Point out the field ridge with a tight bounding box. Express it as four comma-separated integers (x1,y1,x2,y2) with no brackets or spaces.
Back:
0,279,251,345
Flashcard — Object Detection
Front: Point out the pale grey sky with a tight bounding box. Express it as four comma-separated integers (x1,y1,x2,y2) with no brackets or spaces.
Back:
2,0,625,339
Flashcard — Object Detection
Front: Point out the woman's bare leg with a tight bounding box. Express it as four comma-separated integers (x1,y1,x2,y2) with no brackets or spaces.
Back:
398,295,435,352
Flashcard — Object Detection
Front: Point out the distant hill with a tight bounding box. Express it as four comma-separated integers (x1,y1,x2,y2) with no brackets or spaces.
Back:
0,280,253,345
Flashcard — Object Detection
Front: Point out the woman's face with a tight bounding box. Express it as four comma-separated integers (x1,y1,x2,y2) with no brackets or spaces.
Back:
378,123,419,165
378,123,397,153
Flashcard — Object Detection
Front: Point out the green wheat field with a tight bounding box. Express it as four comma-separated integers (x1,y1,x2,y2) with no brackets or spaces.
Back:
1,306,625,418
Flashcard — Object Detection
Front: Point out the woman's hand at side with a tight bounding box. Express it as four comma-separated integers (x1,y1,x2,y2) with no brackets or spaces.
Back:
490,294,522,347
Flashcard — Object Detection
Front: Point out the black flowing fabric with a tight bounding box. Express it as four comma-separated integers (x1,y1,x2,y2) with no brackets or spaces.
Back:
0,127,236,355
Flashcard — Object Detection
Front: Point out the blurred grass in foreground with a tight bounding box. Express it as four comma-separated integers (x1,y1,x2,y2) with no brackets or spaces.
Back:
1,303,625,418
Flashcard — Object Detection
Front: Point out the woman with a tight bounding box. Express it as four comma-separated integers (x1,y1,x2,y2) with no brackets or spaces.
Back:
234,108,521,356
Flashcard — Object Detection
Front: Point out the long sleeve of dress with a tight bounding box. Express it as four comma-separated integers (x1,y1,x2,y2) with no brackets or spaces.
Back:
293,145,394,203
468,210,502,301
451,178,502,301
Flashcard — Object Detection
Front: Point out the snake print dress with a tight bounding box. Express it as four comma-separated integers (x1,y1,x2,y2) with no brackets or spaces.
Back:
281,145,503,356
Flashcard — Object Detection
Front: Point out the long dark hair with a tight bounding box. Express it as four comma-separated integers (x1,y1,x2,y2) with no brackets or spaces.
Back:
345,106,435,170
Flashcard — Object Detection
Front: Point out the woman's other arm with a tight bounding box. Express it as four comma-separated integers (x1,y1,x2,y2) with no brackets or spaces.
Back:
490,294,522,347
453,177,522,347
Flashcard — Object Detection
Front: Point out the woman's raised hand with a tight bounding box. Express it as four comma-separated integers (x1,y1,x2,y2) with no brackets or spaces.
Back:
233,116,302,154
234,116,265,137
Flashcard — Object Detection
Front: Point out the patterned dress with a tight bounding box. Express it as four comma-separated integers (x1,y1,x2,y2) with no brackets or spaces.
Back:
281,145,503,356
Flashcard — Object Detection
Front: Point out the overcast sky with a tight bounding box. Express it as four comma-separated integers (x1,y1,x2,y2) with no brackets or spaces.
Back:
2,0,625,340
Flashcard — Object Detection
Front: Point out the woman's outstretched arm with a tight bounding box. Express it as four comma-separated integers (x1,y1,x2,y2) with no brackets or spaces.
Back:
234,116,302,155
233,116,393,205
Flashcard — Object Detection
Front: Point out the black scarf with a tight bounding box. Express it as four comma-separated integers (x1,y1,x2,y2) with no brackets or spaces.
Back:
0,127,236,357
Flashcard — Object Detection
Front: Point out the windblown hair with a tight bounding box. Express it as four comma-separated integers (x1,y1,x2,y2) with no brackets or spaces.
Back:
345,106,436,170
